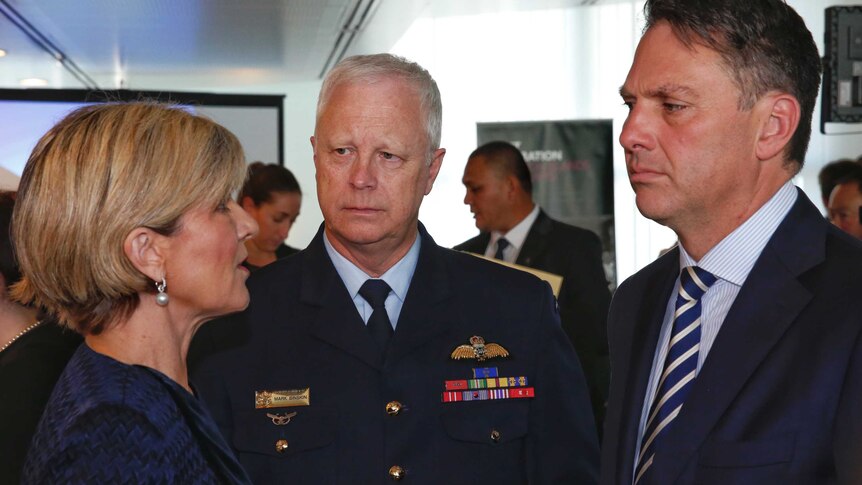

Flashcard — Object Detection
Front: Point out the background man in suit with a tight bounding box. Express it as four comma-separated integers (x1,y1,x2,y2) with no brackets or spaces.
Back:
602,0,862,483
827,166,862,240
455,141,611,438
191,53,599,484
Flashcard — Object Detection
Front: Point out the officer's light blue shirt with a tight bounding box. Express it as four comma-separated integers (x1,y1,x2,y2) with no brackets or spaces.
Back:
323,231,421,329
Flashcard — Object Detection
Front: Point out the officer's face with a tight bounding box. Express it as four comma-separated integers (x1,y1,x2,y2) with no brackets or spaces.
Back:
312,77,444,261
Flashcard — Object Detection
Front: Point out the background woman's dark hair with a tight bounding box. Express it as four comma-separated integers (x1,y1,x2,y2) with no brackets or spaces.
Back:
0,191,20,290
239,162,302,205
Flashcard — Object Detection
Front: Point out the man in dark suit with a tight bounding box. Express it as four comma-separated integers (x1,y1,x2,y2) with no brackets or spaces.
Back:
454,141,611,437
190,53,599,484
602,0,862,484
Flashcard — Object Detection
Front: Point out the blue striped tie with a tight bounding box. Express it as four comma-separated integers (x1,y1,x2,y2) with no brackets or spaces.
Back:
634,266,717,484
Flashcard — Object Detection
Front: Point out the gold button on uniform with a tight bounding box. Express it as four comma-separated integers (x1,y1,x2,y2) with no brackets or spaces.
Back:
385,401,403,416
490,429,501,442
388,465,405,480
275,439,289,453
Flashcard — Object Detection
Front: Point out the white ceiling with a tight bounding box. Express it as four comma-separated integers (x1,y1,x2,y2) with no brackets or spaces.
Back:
0,0,608,91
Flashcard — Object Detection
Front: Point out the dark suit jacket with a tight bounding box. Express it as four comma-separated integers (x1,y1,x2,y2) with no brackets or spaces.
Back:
601,189,862,484
0,320,81,484
455,210,611,437
191,223,599,484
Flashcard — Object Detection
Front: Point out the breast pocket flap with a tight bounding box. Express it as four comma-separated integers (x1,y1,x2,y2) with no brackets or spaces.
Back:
698,434,795,468
231,407,337,457
441,403,529,445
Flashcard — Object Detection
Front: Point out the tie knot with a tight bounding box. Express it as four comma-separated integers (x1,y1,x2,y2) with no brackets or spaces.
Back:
359,279,391,309
679,266,717,301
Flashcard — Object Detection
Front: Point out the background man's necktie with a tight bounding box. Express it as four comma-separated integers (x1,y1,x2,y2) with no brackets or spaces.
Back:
494,237,510,260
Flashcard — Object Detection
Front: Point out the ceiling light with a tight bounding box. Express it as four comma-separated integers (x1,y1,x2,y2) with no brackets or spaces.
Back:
20,78,48,87
0,49,7,57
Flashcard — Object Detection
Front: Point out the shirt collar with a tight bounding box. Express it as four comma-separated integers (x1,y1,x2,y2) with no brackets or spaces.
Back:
490,204,540,252
323,231,421,303
679,181,797,286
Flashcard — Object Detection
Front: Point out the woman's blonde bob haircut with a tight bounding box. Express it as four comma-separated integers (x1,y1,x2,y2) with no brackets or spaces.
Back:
12,102,247,334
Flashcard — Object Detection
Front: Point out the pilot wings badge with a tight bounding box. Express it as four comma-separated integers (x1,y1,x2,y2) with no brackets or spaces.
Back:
450,336,509,362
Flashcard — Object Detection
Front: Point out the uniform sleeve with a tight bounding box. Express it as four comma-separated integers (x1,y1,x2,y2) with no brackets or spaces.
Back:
526,282,601,484
558,231,612,438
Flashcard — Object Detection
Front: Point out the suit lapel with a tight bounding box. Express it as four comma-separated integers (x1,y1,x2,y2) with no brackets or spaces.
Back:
387,224,454,365
652,191,824,483
459,232,490,255
299,226,384,370
611,253,679,484
516,210,551,267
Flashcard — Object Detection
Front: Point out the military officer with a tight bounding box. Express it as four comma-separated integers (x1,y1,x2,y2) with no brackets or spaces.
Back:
190,53,599,484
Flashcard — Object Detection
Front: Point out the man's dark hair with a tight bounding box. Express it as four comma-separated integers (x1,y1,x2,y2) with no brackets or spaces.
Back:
0,191,21,289
833,165,862,197
239,161,302,205
469,141,533,195
644,0,821,169
819,159,862,204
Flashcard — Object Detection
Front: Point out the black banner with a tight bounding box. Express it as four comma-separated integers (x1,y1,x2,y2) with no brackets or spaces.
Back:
477,120,615,287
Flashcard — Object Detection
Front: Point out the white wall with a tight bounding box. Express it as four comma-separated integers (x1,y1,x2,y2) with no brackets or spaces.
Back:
386,0,862,283
239,80,323,249
181,80,323,249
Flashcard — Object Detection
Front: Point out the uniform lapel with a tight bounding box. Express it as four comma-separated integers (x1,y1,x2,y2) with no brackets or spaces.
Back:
300,226,384,370
458,232,490,255
386,224,454,365
651,191,824,483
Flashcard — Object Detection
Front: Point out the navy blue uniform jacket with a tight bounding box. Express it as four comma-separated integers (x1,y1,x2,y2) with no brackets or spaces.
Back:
455,210,611,437
191,223,599,484
600,190,862,484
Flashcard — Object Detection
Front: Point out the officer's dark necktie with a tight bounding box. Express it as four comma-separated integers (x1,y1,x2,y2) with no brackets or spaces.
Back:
635,266,717,484
359,279,393,352
494,237,510,261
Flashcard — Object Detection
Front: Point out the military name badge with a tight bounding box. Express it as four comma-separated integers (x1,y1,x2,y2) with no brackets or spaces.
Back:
255,388,311,409
450,336,509,362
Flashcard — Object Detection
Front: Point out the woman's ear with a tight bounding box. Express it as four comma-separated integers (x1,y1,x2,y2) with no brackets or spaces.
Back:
123,227,167,282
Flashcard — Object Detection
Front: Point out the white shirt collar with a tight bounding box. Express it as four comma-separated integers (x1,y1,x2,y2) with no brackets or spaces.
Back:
323,231,421,304
679,181,797,286
489,204,540,255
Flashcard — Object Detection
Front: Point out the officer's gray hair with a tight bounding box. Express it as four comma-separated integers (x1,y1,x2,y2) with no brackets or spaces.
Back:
316,53,442,161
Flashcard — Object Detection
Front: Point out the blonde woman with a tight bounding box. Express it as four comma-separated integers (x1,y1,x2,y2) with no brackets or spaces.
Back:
15,103,256,484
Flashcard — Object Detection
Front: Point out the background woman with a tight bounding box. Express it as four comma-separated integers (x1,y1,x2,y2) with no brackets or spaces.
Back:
14,102,256,484
0,191,81,484
239,161,302,270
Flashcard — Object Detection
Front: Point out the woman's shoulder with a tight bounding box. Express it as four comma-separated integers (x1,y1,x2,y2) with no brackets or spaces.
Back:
52,346,186,431
23,401,218,484
23,347,218,484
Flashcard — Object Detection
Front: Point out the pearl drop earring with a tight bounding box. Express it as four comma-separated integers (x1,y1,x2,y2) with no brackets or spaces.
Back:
155,278,169,306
